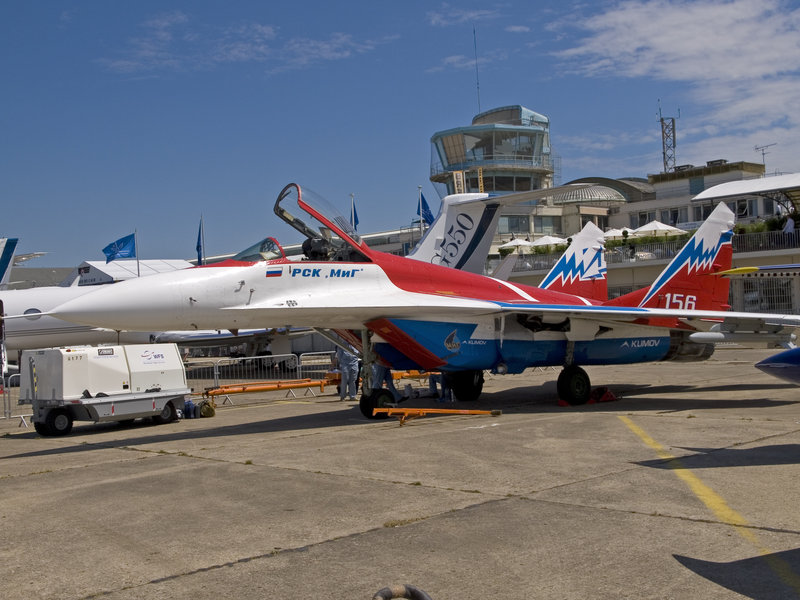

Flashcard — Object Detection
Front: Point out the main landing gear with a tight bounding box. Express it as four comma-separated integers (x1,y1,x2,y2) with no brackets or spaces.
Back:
556,365,591,405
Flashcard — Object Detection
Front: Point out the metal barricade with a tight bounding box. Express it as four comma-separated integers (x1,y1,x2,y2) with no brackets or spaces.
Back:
298,351,335,380
184,353,302,389
2,373,21,421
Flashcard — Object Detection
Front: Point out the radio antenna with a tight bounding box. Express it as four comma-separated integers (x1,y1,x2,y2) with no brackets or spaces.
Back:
473,25,481,113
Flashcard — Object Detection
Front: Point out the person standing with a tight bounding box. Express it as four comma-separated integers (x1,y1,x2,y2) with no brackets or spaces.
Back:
371,362,402,402
336,344,360,401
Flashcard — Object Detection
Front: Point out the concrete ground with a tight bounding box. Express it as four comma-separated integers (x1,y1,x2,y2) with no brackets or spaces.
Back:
2,346,800,599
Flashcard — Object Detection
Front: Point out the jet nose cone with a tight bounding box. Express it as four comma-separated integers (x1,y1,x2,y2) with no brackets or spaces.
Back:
51,278,177,331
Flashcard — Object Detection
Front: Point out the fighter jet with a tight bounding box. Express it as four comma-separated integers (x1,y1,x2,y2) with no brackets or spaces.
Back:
50,183,800,416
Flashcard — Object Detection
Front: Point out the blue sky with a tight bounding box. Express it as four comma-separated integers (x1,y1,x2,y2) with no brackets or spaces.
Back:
3,1,799,267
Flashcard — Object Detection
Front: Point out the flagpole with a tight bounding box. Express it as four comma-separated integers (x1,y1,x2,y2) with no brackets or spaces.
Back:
418,185,423,237
134,229,140,277
350,193,354,229
200,215,205,266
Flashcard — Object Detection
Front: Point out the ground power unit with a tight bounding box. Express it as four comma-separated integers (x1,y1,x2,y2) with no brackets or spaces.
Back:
20,344,191,436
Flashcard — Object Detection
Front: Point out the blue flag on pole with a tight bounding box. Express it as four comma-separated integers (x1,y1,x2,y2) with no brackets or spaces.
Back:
196,217,204,265
350,201,359,231
103,233,136,263
417,193,434,226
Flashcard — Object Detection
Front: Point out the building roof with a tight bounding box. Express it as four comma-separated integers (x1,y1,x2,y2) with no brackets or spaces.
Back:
693,173,800,211
547,185,626,205
567,177,656,203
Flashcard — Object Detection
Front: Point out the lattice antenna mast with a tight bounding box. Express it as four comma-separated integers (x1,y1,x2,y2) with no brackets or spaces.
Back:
658,100,681,173
658,100,680,173
754,143,776,173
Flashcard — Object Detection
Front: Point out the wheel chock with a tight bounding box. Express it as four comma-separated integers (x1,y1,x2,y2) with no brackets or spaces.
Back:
589,386,617,403
558,386,618,407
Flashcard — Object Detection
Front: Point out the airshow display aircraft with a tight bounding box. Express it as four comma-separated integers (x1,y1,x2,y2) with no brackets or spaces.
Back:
50,183,800,416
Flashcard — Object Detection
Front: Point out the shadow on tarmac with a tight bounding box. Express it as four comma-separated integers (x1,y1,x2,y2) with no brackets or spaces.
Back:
477,382,797,414
5,378,797,460
621,382,797,396
3,404,368,459
636,444,800,469
674,548,800,599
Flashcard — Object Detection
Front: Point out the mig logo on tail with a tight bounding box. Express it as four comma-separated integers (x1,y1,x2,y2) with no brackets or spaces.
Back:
639,228,732,307
540,246,605,288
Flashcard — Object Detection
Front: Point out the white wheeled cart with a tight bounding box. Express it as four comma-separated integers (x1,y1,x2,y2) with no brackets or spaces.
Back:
20,344,191,436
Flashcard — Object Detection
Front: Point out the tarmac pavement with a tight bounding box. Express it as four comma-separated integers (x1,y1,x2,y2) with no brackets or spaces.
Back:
1,346,800,599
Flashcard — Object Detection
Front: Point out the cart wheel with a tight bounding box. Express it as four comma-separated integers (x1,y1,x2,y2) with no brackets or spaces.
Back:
46,408,73,436
152,401,177,424
34,421,53,436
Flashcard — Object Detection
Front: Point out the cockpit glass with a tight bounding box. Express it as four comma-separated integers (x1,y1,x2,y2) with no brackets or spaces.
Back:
274,183,362,246
232,237,285,262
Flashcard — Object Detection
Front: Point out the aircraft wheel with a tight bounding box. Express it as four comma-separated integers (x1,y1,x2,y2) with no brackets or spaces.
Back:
557,365,591,405
446,370,484,402
152,401,177,424
45,408,73,436
359,389,393,419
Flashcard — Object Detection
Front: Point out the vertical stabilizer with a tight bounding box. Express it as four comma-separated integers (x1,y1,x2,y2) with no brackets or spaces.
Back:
538,222,607,300
608,203,734,310
406,192,500,274
0,238,19,290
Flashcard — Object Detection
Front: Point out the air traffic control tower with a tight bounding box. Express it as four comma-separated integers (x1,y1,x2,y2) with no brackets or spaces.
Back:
429,105,554,198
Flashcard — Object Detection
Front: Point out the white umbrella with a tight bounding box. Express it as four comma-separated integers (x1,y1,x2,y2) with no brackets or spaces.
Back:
531,235,566,247
603,227,635,239
498,238,533,249
632,221,685,236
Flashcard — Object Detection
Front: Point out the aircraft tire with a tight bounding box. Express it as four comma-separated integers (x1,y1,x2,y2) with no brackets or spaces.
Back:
359,389,393,419
152,401,177,424
557,365,591,405
446,370,484,402
45,408,73,436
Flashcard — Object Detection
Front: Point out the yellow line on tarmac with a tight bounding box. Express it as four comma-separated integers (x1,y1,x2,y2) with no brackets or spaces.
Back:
619,415,800,593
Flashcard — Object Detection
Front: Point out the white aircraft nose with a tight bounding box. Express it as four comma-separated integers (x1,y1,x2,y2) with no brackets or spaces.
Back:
51,277,178,331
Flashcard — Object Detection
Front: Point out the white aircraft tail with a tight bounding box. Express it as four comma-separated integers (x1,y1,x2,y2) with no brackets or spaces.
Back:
0,238,19,290
538,222,607,300
406,185,591,274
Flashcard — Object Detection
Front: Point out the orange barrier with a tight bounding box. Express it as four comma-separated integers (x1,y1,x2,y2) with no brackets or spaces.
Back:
372,407,501,425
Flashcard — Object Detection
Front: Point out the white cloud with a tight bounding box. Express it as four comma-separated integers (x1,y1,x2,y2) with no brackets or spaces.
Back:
212,23,276,63
97,13,388,75
276,33,376,71
553,0,800,174
506,25,530,33
427,3,500,26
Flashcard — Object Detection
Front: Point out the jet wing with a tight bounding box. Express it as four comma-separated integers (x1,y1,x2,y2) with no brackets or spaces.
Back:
488,303,800,346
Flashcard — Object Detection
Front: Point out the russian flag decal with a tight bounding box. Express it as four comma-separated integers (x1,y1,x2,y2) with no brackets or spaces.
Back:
266,267,283,278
